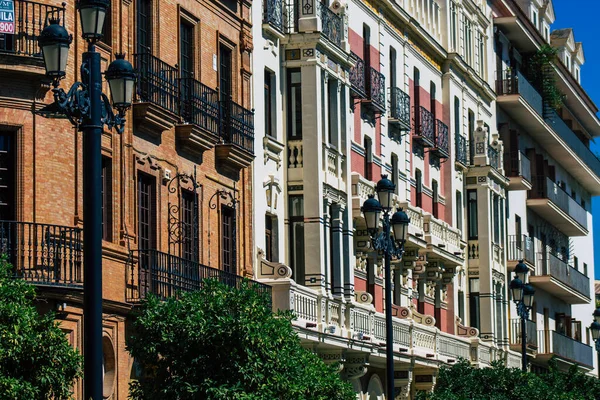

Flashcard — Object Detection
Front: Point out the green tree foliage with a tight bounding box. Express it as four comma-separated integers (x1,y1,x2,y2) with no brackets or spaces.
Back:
526,45,564,110
416,358,600,400
0,258,82,399
127,280,355,400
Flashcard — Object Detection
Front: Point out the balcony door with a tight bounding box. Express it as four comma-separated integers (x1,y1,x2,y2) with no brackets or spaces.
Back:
136,0,152,54
219,44,232,102
221,206,236,274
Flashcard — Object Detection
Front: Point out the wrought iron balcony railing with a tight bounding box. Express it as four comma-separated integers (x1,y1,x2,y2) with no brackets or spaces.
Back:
388,87,410,130
134,52,180,115
263,0,284,32
179,77,220,137
0,0,65,57
432,119,449,158
0,220,82,287
220,98,255,153
496,69,543,116
318,0,342,47
530,176,587,230
487,146,499,169
366,67,385,112
349,52,366,99
413,106,435,147
127,249,271,302
455,135,467,166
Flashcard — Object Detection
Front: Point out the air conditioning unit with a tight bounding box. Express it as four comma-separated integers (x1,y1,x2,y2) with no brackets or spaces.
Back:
329,0,344,14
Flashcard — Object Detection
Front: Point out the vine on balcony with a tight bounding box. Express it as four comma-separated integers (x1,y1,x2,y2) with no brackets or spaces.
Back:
526,45,565,110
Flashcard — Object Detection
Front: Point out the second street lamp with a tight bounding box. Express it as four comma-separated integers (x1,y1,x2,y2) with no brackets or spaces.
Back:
509,260,535,372
38,6,136,399
361,175,410,400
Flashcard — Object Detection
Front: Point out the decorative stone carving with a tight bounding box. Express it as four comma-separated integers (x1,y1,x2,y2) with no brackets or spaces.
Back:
256,249,292,279
355,291,373,305
342,354,369,380
455,316,479,337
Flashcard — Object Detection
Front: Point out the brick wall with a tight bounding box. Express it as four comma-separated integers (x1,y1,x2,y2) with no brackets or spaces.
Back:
0,0,254,396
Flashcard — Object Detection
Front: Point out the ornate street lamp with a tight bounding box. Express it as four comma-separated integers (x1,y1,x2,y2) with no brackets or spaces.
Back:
509,261,535,372
590,309,600,379
38,8,135,399
361,176,410,399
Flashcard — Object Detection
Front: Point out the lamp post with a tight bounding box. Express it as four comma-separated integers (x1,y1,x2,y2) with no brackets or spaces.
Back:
590,308,600,379
361,175,410,399
37,3,136,398
509,260,535,372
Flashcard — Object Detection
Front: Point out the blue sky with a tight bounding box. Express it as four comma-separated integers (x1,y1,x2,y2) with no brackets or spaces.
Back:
550,1,600,278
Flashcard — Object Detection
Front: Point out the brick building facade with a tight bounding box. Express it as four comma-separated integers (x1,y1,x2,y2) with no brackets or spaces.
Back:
0,0,256,396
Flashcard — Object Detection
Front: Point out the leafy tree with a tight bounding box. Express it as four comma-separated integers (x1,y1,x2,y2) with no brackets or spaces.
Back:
127,279,355,400
416,358,600,400
0,257,82,399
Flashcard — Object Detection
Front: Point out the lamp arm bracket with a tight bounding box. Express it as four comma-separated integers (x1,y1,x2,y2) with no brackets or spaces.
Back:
52,81,89,127
100,92,126,134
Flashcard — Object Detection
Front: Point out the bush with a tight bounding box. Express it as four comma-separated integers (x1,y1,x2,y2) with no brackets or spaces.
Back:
0,257,82,399
127,279,355,400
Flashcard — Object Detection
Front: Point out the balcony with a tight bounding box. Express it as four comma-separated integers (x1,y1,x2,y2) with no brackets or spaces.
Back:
455,135,468,167
530,251,591,304
127,249,271,302
176,77,220,156
265,276,494,365
496,70,544,116
133,53,180,135
262,0,285,35
216,99,255,168
388,87,410,131
364,67,386,113
432,120,449,159
496,69,600,195
349,53,366,99
423,214,464,266
527,176,588,236
0,0,65,75
504,151,532,190
506,235,535,268
0,221,82,288
318,1,342,48
510,318,538,355
413,106,435,147
487,146,499,170
536,330,593,369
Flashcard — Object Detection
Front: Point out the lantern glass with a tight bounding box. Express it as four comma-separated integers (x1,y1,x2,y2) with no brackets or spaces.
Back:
108,77,134,108
391,210,410,243
376,176,395,212
509,277,523,302
523,284,535,308
591,322,600,341
41,42,69,77
364,208,380,232
79,7,106,39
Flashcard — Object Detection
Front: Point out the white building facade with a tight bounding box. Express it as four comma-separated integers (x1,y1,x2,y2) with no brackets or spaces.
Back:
252,0,598,397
